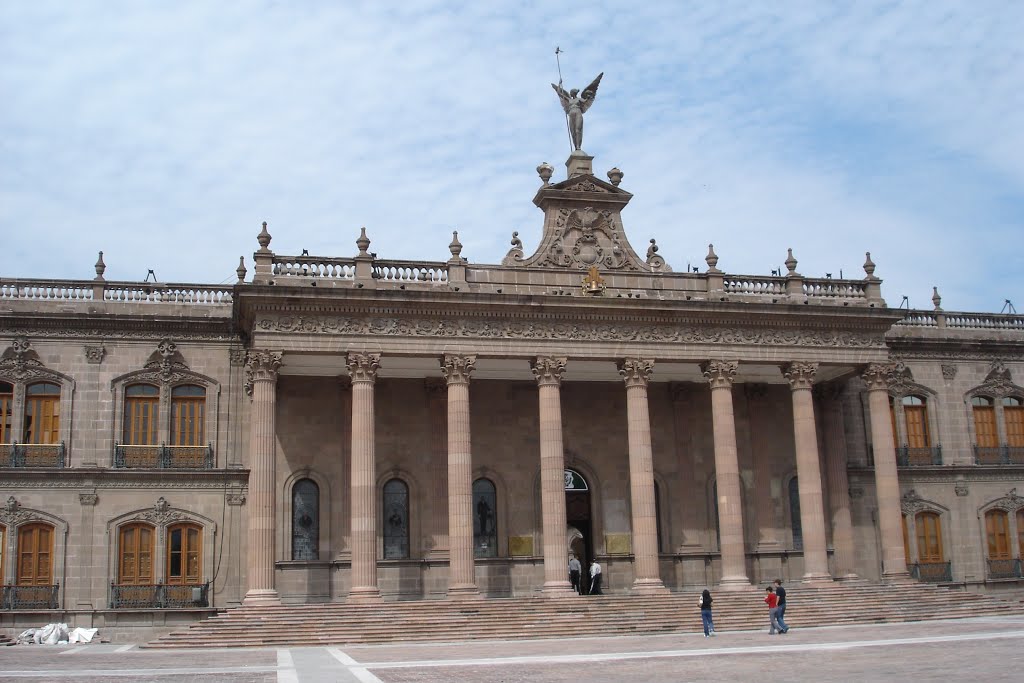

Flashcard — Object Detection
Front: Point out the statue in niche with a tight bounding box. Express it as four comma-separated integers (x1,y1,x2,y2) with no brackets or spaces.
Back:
476,496,492,535
551,73,604,151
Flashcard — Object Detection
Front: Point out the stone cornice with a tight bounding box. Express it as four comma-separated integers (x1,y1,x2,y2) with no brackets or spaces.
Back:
0,468,250,489
0,312,236,342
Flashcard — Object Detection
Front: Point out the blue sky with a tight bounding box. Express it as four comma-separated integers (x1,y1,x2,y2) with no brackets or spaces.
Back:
1,1,1021,313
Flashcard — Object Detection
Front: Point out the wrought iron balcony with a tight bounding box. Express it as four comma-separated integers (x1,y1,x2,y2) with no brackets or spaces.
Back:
110,582,210,609
114,444,213,469
2,584,60,610
974,445,1024,465
0,442,66,468
986,558,1022,580
896,445,942,466
910,561,952,583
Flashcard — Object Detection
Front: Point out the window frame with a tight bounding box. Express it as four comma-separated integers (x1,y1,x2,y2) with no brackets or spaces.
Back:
16,522,55,586
118,522,156,585
166,523,203,585
382,478,410,560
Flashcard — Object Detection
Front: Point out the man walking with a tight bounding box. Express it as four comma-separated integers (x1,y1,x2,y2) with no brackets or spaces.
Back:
774,579,790,633
568,555,582,594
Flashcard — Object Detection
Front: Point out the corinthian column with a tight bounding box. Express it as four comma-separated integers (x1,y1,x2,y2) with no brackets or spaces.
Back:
531,357,574,596
862,363,910,581
347,352,381,601
783,362,831,583
701,360,750,588
819,384,857,579
243,350,282,605
618,359,666,593
442,354,479,597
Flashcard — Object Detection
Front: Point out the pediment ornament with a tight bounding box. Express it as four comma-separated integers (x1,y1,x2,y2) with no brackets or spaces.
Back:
0,496,32,526
0,337,55,382
971,361,1024,398
886,362,933,398
987,488,1023,512
139,496,187,526
901,489,932,515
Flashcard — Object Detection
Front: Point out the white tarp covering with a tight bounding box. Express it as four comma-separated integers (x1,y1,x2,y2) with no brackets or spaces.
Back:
16,624,98,645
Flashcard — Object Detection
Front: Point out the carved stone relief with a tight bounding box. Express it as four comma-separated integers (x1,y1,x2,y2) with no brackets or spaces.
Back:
84,345,105,364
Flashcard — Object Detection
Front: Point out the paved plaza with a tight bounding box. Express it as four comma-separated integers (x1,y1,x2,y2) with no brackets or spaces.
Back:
1,615,1023,682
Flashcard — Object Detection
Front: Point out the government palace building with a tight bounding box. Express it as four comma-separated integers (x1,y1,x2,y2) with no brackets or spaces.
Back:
1,144,1023,639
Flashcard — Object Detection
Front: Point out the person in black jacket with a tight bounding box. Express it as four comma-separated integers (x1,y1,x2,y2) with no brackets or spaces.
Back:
774,579,790,633
699,588,715,637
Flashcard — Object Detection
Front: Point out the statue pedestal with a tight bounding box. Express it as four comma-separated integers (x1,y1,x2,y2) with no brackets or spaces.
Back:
566,150,594,178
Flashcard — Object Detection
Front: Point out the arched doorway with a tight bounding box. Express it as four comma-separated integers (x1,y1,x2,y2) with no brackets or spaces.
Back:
565,469,592,593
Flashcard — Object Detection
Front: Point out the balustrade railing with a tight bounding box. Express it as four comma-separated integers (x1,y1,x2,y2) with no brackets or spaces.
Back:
114,444,213,469
110,582,210,609
722,276,786,296
103,282,232,304
2,584,60,610
896,309,1024,329
0,280,94,300
272,257,356,280
974,445,1024,465
372,260,448,283
802,278,867,299
896,445,942,466
910,561,952,583
0,442,66,468
986,558,1022,580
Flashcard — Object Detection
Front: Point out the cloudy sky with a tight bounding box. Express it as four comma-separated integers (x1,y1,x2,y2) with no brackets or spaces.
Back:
2,1,1021,313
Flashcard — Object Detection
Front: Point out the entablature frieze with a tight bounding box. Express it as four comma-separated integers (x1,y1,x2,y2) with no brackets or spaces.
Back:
0,468,250,490
0,315,237,343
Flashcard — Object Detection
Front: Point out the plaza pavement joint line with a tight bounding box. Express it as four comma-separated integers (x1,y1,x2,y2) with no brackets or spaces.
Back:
329,647,385,683
278,648,299,683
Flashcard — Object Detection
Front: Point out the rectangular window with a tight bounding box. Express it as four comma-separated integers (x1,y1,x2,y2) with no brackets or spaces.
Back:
915,513,943,563
167,524,202,585
973,405,998,447
171,398,204,446
1006,405,1024,447
119,525,154,585
17,524,53,585
986,511,1011,560
0,383,13,443
25,390,60,444
904,406,930,448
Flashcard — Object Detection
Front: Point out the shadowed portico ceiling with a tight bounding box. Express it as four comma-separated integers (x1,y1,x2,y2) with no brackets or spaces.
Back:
276,355,852,384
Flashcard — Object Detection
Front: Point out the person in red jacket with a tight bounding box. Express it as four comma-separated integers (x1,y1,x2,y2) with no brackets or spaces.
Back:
764,586,782,634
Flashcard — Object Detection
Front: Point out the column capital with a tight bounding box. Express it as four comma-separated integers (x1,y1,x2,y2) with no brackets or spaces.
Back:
441,354,476,385
346,352,381,383
618,359,654,387
861,362,897,392
783,361,818,391
701,360,738,389
531,357,567,386
244,350,282,397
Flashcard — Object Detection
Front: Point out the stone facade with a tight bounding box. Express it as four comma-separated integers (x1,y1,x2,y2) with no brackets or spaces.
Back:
1,152,1023,638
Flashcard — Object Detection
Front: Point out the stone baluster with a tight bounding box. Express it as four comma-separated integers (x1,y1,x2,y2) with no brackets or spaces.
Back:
619,359,666,593
531,357,574,596
347,352,382,600
783,362,831,582
701,360,750,588
862,363,910,580
243,350,283,605
442,354,479,597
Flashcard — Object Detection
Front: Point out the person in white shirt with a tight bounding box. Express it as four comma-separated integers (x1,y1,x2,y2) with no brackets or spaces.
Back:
589,559,603,595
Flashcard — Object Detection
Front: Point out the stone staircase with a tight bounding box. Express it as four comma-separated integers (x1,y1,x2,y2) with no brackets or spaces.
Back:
143,582,1024,648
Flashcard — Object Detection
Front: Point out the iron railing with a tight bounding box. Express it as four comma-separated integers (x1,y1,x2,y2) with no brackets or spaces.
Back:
114,444,213,469
974,445,1024,465
910,561,952,583
0,442,66,468
1,584,60,609
110,582,210,609
986,558,1022,580
896,445,942,466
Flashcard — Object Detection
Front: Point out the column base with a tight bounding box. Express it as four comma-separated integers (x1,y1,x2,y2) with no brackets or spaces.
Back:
835,572,860,582
446,583,481,599
631,578,668,594
541,581,576,597
242,589,281,606
882,570,913,584
347,586,382,602
718,575,752,591
801,572,834,585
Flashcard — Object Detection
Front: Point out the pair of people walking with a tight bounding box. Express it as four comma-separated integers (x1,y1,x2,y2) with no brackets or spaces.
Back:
764,579,789,634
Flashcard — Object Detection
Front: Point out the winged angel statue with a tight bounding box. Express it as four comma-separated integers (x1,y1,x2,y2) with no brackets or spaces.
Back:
551,72,604,151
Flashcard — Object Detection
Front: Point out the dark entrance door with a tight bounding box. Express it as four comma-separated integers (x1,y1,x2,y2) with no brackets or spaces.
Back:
565,469,592,593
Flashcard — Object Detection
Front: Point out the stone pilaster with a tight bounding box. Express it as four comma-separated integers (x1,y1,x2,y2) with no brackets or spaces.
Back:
618,359,666,593
243,350,282,605
701,360,750,588
347,352,382,601
531,357,574,596
424,379,449,559
783,362,831,583
442,355,479,597
819,384,858,579
862,363,910,581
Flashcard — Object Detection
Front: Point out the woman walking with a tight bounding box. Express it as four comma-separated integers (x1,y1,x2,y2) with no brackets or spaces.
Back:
699,589,715,637
764,586,782,634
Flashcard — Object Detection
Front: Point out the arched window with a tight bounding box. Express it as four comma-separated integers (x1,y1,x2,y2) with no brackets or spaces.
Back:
473,478,497,558
118,523,155,585
1004,397,1024,447
972,397,998,448
17,523,54,585
789,477,803,550
291,479,319,561
985,510,1011,561
915,511,943,563
123,384,160,444
24,382,60,444
902,396,930,448
166,523,202,585
171,385,206,446
382,479,409,559
0,381,13,444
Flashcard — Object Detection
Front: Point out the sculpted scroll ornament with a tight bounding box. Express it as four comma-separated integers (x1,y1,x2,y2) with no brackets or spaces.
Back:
783,361,819,390
346,353,381,383
900,489,935,515
244,350,283,397
986,488,1023,512
618,359,654,388
969,361,1024,398
0,337,56,382
0,496,31,526
532,357,567,386
140,497,186,526
701,360,738,389
441,354,476,385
